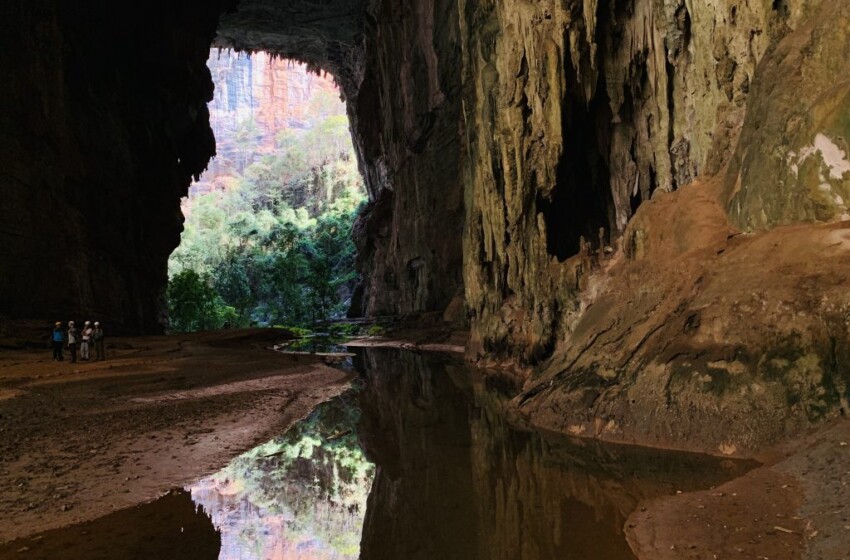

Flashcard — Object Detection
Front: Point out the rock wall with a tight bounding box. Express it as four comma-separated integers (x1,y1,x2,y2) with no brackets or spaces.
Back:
454,0,850,453
347,0,465,317
461,0,826,362
0,0,230,332
725,2,850,230
195,52,342,191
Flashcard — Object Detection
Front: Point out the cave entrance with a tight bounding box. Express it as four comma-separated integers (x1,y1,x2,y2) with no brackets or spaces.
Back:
538,63,615,263
167,49,367,332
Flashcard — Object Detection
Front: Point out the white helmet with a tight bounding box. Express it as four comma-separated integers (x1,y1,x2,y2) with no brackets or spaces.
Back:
68,321,75,326
94,322,100,326
85,321,91,326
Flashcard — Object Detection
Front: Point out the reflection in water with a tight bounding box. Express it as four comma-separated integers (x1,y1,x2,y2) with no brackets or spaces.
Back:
188,391,374,560
354,348,756,560
0,348,756,560
275,335,351,355
0,490,219,560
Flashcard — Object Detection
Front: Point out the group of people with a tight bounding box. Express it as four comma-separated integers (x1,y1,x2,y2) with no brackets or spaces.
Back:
51,320,105,363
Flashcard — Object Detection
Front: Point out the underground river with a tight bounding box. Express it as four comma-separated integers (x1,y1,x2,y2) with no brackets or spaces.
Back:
0,348,755,559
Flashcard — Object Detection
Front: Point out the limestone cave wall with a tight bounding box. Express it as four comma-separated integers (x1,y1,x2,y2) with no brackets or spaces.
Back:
348,0,464,317
461,0,825,362
456,0,850,453
0,0,229,332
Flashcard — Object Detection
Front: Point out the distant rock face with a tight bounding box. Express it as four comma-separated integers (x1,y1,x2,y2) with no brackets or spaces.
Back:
193,51,342,192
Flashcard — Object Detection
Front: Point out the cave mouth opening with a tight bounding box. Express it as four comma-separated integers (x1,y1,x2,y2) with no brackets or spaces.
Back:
538,63,616,263
166,49,367,332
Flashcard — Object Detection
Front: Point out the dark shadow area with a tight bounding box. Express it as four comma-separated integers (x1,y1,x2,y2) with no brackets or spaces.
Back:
0,491,220,560
538,60,615,262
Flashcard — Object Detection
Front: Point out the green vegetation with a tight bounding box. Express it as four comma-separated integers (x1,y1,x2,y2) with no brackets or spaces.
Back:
191,391,373,558
167,90,366,332
366,325,386,337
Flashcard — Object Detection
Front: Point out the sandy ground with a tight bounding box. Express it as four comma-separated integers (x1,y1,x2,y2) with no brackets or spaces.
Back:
625,419,850,560
0,329,352,544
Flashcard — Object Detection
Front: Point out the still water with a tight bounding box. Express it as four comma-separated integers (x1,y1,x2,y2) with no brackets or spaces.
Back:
0,348,755,560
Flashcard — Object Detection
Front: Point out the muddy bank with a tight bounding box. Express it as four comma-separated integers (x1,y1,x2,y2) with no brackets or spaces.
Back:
626,419,850,560
347,331,850,560
0,329,351,543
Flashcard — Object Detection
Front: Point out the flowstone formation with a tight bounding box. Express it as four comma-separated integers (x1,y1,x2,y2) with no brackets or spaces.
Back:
462,0,823,361
459,0,850,454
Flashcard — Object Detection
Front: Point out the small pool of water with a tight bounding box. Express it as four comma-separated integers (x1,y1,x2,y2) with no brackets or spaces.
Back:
0,348,757,560
275,334,351,355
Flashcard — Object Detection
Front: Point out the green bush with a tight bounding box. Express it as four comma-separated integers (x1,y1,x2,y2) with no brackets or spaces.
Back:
366,325,386,337
167,270,224,332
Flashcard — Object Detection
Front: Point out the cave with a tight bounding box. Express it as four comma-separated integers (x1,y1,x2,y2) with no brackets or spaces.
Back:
0,0,463,333
3,0,850,556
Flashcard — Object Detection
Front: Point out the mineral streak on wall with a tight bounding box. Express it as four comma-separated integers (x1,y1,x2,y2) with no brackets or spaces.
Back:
460,0,839,363
457,0,850,453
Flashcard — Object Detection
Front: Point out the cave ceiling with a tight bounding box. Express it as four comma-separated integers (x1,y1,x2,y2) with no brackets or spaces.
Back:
214,0,372,97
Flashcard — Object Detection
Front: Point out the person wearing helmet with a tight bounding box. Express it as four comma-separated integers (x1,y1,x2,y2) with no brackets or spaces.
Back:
50,321,65,361
67,321,78,363
80,321,94,361
93,322,105,361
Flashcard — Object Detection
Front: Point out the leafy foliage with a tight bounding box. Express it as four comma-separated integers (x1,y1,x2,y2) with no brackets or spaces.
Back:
166,270,237,332
167,84,366,332
190,390,373,558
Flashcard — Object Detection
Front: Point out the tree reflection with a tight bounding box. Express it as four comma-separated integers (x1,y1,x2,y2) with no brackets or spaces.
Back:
189,392,374,560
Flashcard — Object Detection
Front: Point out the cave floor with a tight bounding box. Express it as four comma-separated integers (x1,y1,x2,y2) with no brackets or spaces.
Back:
0,328,847,558
626,418,850,560
0,329,351,543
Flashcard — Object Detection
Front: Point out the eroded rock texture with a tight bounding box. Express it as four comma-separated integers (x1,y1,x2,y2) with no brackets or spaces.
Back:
726,2,850,230
457,0,850,453
347,0,464,316
462,0,826,362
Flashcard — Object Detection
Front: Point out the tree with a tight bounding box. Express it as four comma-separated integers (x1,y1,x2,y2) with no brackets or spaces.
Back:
166,270,221,332
168,65,368,328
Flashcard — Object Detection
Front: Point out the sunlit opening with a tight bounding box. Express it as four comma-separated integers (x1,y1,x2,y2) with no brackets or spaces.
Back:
167,50,366,332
